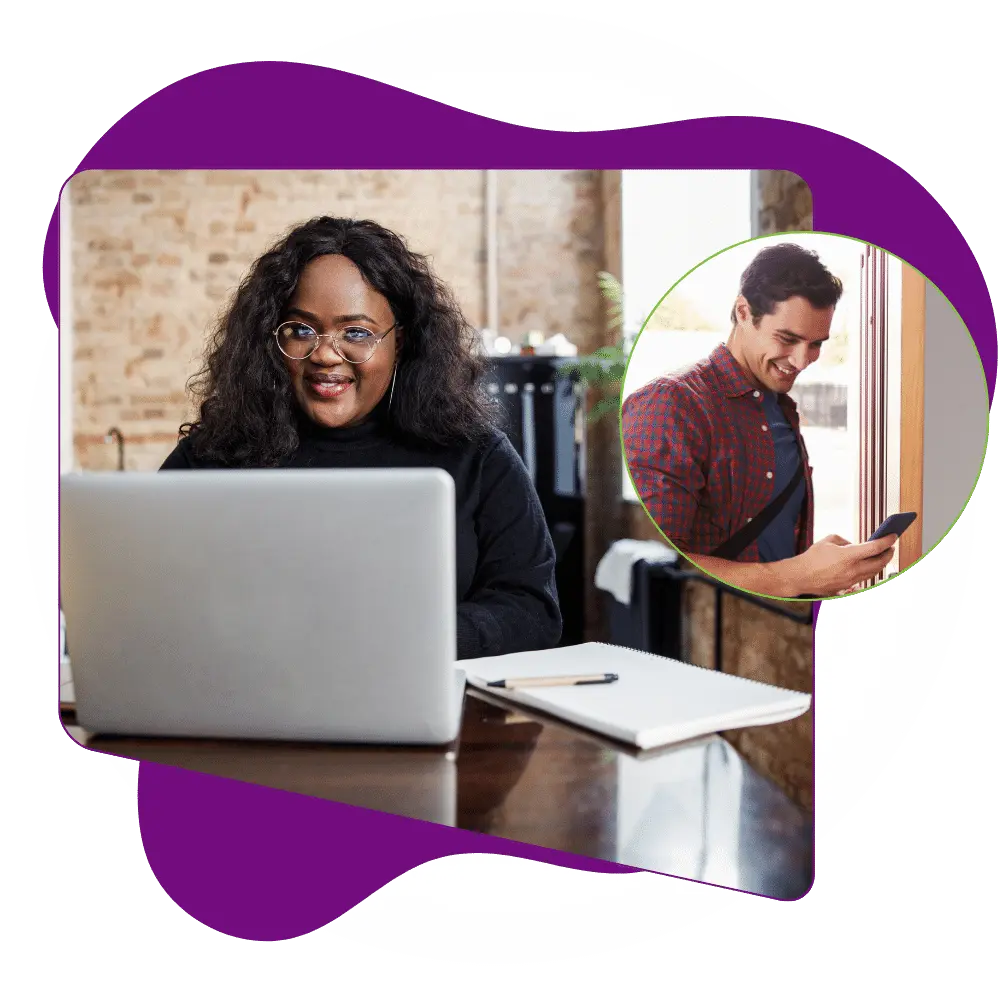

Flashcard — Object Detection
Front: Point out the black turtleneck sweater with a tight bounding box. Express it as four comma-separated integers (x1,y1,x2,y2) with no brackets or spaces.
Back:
159,417,562,661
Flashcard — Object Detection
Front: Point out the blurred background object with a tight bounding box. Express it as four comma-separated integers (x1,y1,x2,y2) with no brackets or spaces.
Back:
104,426,125,471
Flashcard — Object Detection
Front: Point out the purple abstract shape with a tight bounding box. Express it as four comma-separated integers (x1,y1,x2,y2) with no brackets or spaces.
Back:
139,763,632,941
41,64,997,397
45,61,997,940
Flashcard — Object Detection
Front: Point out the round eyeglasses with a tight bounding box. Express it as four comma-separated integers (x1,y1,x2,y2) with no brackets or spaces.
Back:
273,320,396,364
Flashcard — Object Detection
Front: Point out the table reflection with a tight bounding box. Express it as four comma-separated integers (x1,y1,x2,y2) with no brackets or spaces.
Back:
65,690,812,899
69,727,458,826
458,696,812,899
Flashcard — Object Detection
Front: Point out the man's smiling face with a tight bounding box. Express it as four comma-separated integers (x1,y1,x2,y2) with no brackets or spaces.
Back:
730,294,834,393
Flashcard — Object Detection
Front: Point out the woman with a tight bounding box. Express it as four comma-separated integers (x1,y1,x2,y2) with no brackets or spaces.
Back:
162,216,562,660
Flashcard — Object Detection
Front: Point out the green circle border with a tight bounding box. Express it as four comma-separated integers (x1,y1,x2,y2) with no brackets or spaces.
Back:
617,229,992,603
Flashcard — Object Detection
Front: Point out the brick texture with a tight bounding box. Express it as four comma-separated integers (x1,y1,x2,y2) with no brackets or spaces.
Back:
755,170,814,233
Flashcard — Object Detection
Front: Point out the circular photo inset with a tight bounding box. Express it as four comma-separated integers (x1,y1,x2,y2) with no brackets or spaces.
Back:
620,232,989,600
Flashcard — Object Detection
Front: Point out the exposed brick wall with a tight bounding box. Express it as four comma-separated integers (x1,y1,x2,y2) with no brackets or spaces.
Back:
496,171,605,350
754,170,814,234
67,169,603,471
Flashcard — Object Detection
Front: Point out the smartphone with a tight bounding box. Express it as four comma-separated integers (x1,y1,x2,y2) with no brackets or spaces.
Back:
868,512,917,542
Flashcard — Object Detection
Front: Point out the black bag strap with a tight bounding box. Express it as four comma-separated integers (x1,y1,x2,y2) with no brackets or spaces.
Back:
709,462,804,560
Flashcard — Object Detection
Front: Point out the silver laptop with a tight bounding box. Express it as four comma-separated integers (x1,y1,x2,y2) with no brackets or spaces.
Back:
59,468,464,744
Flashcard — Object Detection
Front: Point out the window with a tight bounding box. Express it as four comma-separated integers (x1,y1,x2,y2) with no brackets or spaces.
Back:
620,170,752,501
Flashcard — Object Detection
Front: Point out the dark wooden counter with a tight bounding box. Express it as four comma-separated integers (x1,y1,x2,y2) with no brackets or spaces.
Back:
64,690,812,899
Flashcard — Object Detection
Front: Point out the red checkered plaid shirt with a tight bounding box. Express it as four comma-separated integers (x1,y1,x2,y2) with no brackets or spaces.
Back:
622,344,814,561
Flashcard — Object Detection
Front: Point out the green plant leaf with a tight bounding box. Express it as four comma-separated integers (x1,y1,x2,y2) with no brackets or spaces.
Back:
591,346,624,361
597,272,625,334
586,396,622,424
597,271,623,304
577,360,609,379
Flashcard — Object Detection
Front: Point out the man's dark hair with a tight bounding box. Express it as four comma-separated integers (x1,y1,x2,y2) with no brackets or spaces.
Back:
180,216,495,467
730,242,843,325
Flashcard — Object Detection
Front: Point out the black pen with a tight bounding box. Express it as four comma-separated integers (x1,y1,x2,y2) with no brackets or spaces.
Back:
486,673,618,690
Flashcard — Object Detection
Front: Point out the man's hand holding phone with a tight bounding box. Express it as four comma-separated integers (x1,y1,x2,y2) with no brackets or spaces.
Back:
791,533,897,597
683,513,915,600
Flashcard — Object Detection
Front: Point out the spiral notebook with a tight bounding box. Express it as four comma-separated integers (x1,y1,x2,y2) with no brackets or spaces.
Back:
464,643,811,750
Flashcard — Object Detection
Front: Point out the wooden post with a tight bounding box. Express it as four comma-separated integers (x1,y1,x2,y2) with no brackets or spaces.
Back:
898,264,925,570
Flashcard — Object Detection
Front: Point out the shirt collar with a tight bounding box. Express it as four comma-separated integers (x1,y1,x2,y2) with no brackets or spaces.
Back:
709,344,759,398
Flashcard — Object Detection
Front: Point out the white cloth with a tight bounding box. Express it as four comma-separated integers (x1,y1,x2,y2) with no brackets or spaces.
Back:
594,539,678,605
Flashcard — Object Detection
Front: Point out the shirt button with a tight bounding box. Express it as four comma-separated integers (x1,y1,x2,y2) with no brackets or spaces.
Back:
766,471,774,479
761,424,768,432
747,517,753,523
753,390,761,398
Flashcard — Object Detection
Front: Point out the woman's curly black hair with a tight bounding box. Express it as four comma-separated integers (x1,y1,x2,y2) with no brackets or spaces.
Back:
181,217,495,466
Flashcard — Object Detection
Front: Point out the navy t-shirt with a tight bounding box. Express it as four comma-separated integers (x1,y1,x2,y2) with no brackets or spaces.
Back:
756,391,805,562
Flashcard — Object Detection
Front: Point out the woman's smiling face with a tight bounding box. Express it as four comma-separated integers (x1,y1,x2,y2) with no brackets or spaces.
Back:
280,254,400,428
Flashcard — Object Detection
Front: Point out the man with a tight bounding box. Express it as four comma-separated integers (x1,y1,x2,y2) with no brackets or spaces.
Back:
622,242,895,598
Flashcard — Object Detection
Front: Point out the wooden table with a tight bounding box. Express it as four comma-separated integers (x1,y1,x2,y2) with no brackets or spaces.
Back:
64,690,813,900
